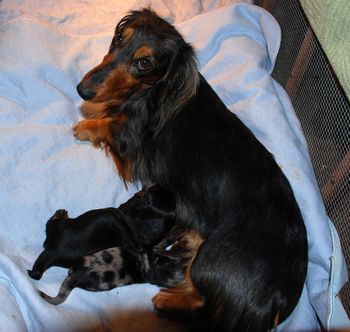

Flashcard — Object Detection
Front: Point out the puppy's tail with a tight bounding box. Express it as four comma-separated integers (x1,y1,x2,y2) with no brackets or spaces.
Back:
38,277,73,305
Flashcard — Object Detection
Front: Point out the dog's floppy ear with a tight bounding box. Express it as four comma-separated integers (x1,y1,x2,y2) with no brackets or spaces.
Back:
149,41,199,135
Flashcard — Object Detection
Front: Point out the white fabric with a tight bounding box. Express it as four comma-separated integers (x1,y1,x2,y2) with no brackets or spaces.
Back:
0,1,348,331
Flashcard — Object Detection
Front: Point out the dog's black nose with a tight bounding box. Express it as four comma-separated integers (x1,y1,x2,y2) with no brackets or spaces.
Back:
77,82,96,100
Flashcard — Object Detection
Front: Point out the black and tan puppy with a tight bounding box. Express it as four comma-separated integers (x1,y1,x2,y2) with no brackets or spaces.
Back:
73,9,308,331
28,185,176,280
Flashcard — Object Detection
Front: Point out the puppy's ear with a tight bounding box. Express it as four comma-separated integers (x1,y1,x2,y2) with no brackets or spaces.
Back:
50,209,68,220
150,41,199,135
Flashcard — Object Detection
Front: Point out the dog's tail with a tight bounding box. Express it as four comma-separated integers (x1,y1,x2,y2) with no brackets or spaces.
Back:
38,276,73,305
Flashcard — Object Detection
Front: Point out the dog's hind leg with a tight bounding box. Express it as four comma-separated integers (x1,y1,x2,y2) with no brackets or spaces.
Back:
152,279,204,312
28,250,57,280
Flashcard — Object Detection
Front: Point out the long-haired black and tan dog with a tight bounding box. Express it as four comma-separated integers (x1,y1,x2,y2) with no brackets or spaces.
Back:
28,185,177,280
73,9,308,331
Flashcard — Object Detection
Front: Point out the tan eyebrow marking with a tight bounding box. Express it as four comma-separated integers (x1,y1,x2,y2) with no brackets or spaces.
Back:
133,45,154,59
122,27,134,43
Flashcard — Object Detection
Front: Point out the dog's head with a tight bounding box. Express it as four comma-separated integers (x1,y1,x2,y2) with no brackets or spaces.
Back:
77,9,199,128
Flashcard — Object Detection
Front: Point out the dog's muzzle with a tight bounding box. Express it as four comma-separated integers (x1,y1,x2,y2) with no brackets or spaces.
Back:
77,82,96,100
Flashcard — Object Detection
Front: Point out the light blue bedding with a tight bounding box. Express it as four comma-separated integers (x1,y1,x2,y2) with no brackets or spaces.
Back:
0,1,348,331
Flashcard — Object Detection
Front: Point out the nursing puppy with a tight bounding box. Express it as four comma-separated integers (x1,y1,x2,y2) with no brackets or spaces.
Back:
38,246,144,305
28,185,176,280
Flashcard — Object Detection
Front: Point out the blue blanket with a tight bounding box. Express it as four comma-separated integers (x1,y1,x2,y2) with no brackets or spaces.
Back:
0,1,348,331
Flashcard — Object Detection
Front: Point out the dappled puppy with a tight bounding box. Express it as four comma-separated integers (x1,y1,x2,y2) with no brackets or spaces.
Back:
28,185,176,280
38,231,199,305
39,247,140,305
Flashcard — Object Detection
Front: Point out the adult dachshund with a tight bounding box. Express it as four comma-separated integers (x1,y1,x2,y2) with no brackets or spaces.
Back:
73,9,308,331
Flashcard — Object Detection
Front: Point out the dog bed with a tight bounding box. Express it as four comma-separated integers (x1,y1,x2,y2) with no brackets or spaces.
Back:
0,0,348,330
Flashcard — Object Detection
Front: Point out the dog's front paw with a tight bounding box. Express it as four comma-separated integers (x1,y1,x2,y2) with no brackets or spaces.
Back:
72,121,92,142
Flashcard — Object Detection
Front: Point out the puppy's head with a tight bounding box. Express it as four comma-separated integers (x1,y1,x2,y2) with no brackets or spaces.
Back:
143,185,176,216
44,209,69,245
77,9,199,124
126,185,175,218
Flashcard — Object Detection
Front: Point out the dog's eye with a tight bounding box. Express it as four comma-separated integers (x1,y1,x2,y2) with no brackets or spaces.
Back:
116,32,123,42
111,32,123,48
137,58,153,71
